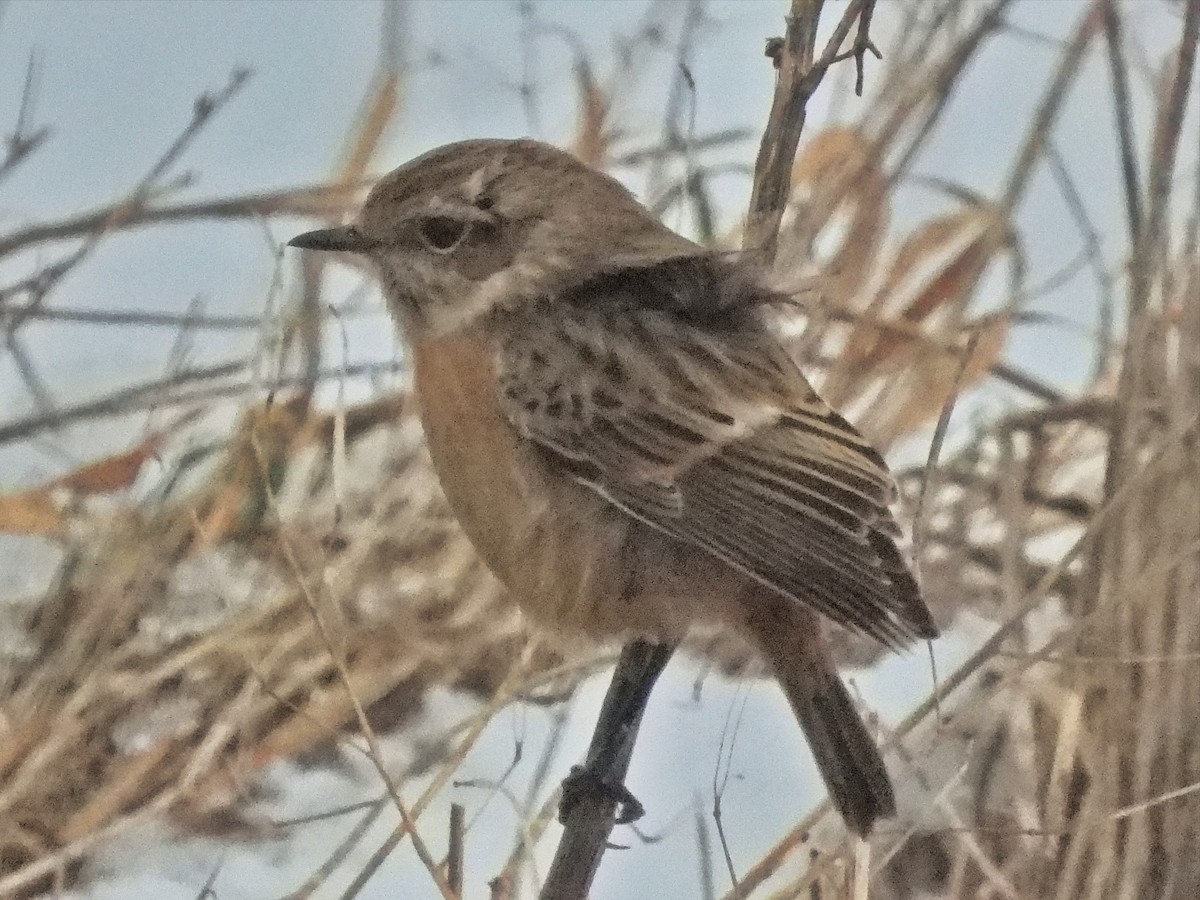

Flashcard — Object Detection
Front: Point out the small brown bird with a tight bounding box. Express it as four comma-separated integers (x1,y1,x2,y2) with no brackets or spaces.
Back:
290,139,937,834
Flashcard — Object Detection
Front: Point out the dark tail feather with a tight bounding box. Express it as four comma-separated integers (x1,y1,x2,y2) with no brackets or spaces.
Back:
763,641,896,834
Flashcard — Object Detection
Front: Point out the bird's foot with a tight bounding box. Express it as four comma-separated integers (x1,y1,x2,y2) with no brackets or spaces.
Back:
558,764,645,825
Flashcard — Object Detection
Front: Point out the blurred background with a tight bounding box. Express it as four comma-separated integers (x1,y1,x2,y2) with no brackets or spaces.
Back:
0,1,1196,898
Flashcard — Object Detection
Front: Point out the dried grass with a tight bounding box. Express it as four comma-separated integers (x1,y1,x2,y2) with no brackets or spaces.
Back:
1,0,1197,897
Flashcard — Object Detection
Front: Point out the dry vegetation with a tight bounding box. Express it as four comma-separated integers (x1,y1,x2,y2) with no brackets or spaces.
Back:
0,0,1197,897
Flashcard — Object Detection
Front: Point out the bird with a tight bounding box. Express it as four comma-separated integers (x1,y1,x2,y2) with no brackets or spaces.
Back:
289,138,938,835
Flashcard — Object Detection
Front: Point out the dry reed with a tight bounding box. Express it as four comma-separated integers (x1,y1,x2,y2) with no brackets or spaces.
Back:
0,1,1196,897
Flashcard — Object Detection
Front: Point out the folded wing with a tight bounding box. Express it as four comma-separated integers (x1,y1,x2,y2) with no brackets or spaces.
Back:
496,259,937,646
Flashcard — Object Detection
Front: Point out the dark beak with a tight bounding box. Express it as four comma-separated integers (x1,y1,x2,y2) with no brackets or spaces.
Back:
287,225,378,253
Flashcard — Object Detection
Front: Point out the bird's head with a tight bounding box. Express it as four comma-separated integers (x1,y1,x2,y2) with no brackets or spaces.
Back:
289,138,695,339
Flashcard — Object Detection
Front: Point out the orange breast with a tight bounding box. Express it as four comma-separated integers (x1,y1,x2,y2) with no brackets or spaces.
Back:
411,327,629,631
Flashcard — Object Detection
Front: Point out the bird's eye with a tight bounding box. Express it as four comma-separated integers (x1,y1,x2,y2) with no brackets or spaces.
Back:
417,216,468,251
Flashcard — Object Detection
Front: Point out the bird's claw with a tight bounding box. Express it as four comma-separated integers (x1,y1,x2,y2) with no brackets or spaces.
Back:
559,764,645,825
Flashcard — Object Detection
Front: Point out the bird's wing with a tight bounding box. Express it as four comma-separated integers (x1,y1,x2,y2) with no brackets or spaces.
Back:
496,264,936,646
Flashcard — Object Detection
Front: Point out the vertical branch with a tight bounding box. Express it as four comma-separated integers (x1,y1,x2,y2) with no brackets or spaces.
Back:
1100,0,1199,509
1101,0,1144,245
744,0,827,258
540,639,676,899
448,802,465,897
539,2,884,897
744,0,878,259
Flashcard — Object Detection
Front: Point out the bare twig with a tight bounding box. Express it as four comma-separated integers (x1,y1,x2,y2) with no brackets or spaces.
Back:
0,50,52,183
745,0,879,257
1101,0,1198,522
0,358,406,446
263,459,457,900
996,2,1103,218
540,4,886,895
448,802,466,897
5,331,58,421
1043,142,1118,383
1101,0,1144,244
540,639,676,899
912,328,983,576
0,67,258,359
0,181,363,261
695,793,717,900
644,0,707,205
284,801,388,899
884,0,1014,183
845,0,881,96
336,644,552,899
711,686,752,897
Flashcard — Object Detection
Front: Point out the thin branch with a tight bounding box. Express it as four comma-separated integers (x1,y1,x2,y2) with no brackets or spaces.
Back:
694,793,716,900
996,1,1103,218
55,69,250,261
1133,0,1199,307
5,330,58,422
447,803,466,897
644,0,707,205
912,328,983,582
0,67,258,355
745,0,833,257
711,685,752,897
261,456,457,900
1103,0,1199,496
517,0,544,134
2,303,273,330
0,358,407,446
0,50,52,183
745,0,878,257
0,181,364,261
612,128,753,166
1043,141,1118,383
284,801,389,899
739,0,883,256
540,4,884,894
885,0,1015,184
540,639,676,899
844,0,880,96
1101,0,1144,244
336,645,553,899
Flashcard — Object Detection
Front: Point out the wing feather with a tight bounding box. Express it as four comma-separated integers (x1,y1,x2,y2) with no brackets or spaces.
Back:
495,259,937,644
